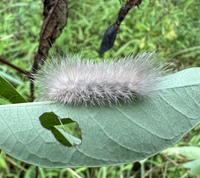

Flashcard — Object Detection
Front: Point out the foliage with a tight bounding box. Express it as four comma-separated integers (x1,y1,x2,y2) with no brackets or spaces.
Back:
0,0,200,177
0,68,200,168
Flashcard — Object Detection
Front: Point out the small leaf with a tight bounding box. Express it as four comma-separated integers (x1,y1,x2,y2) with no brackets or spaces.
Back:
0,98,10,105
162,146,200,160
0,154,8,171
183,159,200,176
0,75,26,103
50,126,72,147
0,71,23,86
39,112,74,130
39,112,80,147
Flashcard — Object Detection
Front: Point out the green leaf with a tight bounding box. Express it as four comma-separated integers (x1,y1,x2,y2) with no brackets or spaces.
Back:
39,112,77,147
162,146,200,160
49,126,72,147
0,153,8,171
0,75,27,103
0,68,200,168
183,159,200,176
0,71,24,86
0,98,10,105
162,146,200,176
39,112,75,130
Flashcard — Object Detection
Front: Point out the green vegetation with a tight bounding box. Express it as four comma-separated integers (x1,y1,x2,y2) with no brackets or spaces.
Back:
0,0,200,177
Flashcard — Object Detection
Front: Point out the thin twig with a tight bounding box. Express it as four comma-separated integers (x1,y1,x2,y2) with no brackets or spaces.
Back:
30,0,68,101
116,0,142,26
144,166,161,178
100,0,143,55
5,156,27,172
66,168,82,178
162,154,179,166
35,166,38,178
0,57,30,76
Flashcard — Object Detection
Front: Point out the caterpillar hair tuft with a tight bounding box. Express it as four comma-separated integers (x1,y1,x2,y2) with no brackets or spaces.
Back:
36,52,163,106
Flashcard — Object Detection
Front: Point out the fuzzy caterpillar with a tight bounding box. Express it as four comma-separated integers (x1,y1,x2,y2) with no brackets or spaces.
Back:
36,52,162,106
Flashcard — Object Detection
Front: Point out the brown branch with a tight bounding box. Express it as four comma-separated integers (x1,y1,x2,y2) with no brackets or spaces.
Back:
0,57,30,76
116,0,142,25
100,0,143,55
30,0,68,101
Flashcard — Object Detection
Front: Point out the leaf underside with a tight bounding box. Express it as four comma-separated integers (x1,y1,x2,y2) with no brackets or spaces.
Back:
0,68,200,168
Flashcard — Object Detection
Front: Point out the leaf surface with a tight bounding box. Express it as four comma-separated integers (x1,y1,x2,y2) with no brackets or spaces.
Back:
162,146,200,159
0,68,200,168
39,112,78,147
0,76,26,103
183,159,200,176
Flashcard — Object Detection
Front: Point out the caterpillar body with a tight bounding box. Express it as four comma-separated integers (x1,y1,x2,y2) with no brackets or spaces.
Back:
36,52,162,106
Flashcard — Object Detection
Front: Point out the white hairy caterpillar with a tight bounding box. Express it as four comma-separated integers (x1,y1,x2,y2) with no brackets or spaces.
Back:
36,52,162,106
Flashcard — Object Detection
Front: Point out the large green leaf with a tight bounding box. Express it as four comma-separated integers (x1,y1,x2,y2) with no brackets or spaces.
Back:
0,68,200,168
